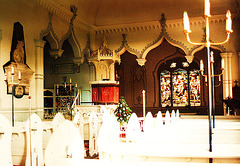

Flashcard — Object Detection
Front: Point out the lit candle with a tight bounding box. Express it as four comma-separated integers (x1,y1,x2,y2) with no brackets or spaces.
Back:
183,11,191,33
204,0,210,16
11,66,14,75
57,84,59,95
200,60,204,71
210,51,214,63
226,10,232,32
75,82,78,88
70,78,72,84
142,90,146,118
4,73,7,81
18,70,21,80
221,58,224,69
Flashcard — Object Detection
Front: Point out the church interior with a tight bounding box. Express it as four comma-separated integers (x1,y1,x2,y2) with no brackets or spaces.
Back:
0,0,240,165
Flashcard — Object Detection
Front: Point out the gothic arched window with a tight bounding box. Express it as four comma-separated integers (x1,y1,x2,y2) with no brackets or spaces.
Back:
160,60,201,107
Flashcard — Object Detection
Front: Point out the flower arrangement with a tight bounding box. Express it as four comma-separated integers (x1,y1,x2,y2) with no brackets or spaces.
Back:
114,96,132,125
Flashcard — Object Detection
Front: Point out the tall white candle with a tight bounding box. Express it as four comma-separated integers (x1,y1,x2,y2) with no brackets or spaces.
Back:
210,51,214,63
221,58,224,69
183,11,191,32
204,0,210,16
226,10,232,32
18,70,21,80
57,84,59,95
142,90,146,118
11,66,14,75
4,73,7,81
200,60,204,71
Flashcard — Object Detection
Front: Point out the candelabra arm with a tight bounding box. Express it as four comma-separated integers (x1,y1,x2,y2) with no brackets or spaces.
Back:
211,33,231,46
186,33,204,45
200,70,208,77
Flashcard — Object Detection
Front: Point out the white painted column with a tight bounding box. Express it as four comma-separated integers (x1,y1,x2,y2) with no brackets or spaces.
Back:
221,52,233,99
109,63,115,81
34,39,46,119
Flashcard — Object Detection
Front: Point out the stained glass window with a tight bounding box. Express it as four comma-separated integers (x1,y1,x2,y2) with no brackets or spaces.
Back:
172,69,188,106
160,67,201,107
189,70,201,106
160,70,171,107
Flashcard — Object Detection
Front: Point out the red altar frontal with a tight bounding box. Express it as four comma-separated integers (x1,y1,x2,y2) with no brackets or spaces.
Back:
91,81,119,104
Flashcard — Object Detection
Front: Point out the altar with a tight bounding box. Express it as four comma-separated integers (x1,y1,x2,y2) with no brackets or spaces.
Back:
90,81,119,105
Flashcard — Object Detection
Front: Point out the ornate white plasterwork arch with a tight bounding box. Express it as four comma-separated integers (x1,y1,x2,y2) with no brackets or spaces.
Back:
60,6,83,64
141,14,190,61
115,34,141,58
40,13,62,59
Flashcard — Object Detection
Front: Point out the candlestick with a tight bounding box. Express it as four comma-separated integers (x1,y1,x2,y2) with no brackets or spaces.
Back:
18,70,21,80
183,11,191,33
226,10,232,32
221,58,224,69
142,90,146,118
57,84,59,95
200,60,204,71
4,73,7,82
204,0,210,16
183,0,231,152
210,51,214,63
11,66,14,75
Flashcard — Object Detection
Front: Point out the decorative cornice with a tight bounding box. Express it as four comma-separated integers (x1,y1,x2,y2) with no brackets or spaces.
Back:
96,21,161,34
35,0,96,31
96,14,228,34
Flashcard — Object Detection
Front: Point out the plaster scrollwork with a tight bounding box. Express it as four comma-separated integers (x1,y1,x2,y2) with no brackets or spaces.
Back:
115,34,141,58
60,5,83,64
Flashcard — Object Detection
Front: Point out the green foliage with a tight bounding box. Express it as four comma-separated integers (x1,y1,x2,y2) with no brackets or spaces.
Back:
114,96,132,125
